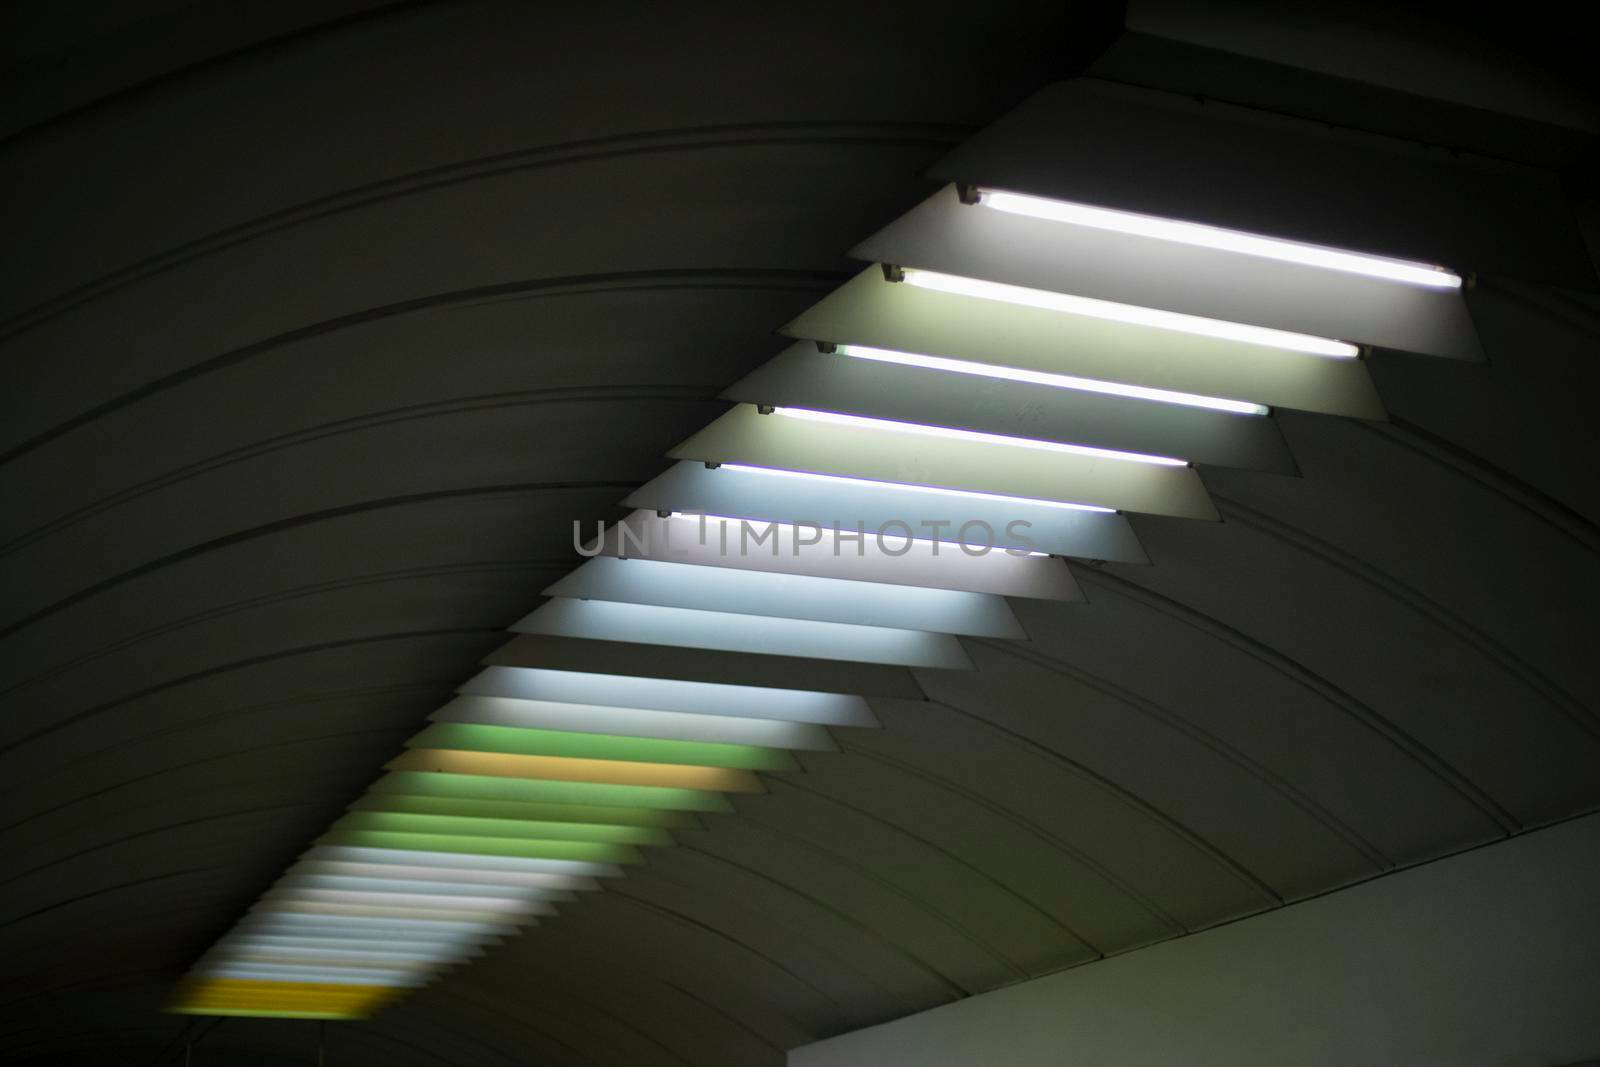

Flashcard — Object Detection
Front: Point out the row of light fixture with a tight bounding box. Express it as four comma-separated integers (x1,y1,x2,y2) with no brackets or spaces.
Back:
172,172,1470,1018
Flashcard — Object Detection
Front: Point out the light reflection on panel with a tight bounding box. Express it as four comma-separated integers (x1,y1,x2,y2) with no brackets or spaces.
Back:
672,403,1217,519
459,666,879,728
592,511,1084,601
545,555,1026,637
516,597,975,668
782,268,1387,418
429,694,837,751
624,460,1147,563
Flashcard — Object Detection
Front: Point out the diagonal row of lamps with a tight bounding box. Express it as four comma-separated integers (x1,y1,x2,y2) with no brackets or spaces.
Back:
172,173,1477,1019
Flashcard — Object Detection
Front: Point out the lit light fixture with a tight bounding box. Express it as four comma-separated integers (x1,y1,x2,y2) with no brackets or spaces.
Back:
773,406,1188,466
835,343,1269,416
720,463,1114,514
969,188,1463,289
899,268,1360,358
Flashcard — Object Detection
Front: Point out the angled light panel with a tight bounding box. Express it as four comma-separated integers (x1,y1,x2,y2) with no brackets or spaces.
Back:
719,343,1296,474
671,405,1219,519
515,597,976,669
850,184,1482,360
623,461,1148,563
429,693,839,751
589,511,1085,601
782,268,1387,419
546,555,1027,638
458,667,879,728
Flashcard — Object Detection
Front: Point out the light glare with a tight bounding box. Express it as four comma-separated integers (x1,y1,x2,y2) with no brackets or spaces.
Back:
976,189,1462,289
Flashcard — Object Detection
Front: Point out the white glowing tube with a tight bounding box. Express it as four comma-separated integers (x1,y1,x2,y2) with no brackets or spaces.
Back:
837,343,1268,416
773,406,1188,466
901,268,1361,358
974,189,1462,289
719,463,1115,514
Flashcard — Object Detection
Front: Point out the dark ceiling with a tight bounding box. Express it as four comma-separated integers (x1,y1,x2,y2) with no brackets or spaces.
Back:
2,2,1597,1064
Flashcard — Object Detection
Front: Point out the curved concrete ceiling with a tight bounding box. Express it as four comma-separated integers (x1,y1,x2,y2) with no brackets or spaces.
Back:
3,3,1597,1064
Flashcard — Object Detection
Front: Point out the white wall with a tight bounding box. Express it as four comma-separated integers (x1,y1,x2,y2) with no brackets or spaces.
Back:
792,812,1600,1066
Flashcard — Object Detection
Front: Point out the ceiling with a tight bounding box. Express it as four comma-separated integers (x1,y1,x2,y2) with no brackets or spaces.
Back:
2,2,1597,1063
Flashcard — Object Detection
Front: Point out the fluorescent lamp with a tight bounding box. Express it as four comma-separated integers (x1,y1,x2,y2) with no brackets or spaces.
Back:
210,953,438,973
299,844,625,877
518,597,973,669
720,463,1114,515
460,667,878,728
259,888,549,913
236,913,517,936
217,936,484,959
773,406,1188,466
274,875,575,901
368,769,733,813
973,188,1462,289
251,900,545,923
381,748,764,793
403,720,796,774
284,862,600,891
191,965,426,987
901,268,1360,358
548,556,1025,640
692,511,1049,555
333,807,679,843
431,694,836,751
836,343,1269,416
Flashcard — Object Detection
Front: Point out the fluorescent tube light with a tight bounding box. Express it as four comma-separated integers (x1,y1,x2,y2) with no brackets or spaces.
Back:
277,874,578,899
259,888,547,913
431,694,835,751
720,463,1115,514
901,268,1360,358
773,406,1188,466
973,188,1462,289
460,667,878,729
191,965,426,987
836,343,1269,416
299,845,625,877
690,511,1050,555
285,862,599,891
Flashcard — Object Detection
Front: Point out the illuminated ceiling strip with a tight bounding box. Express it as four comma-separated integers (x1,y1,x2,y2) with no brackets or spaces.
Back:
288,860,601,889
593,511,1083,603
836,343,1269,416
346,791,701,830
383,748,764,791
459,667,878,729
330,809,677,845
250,899,549,923
518,597,973,670
191,965,427,987
774,405,1188,466
972,188,1462,289
216,936,486,959
276,873,583,898
429,694,835,753
235,916,517,939
548,556,1025,640
901,268,1360,358
298,844,625,876
624,462,1147,564
258,888,555,913
405,720,798,772
208,953,439,973
316,827,648,864
720,462,1114,514
368,768,734,812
